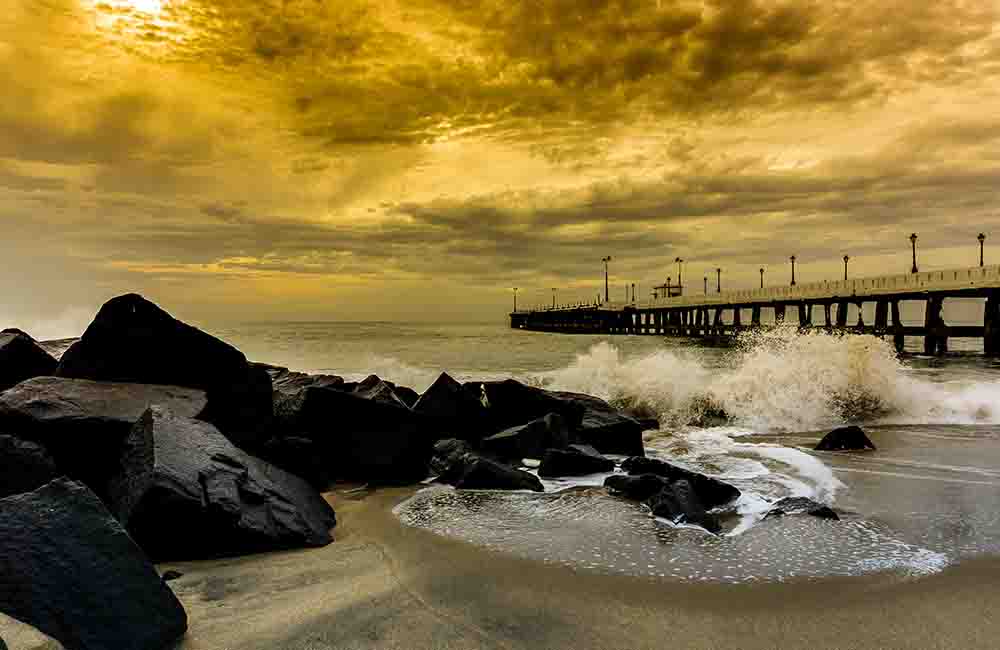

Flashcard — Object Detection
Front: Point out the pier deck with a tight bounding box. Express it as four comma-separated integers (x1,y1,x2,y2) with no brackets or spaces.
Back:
510,265,1000,356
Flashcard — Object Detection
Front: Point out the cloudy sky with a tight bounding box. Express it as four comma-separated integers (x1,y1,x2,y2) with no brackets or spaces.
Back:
2,0,999,330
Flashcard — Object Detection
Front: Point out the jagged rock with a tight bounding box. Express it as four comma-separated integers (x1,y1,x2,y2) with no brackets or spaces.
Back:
0,612,66,650
646,479,721,533
476,380,644,456
439,453,544,492
620,457,740,509
0,478,188,650
481,413,570,461
55,294,273,449
352,375,411,408
605,473,671,501
161,570,184,582
0,329,58,392
393,385,420,408
109,407,336,561
259,363,345,396
0,377,208,502
815,425,876,452
259,435,329,489
0,435,59,498
414,373,492,440
538,444,615,478
429,438,475,476
764,496,840,521
273,385,432,484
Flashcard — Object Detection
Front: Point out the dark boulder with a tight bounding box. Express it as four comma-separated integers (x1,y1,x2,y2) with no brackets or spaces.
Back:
571,399,645,456
636,417,660,432
55,294,273,449
605,473,671,501
0,478,188,650
0,434,59,498
414,373,492,440
352,375,411,409
109,407,336,561
764,496,839,521
815,425,876,452
161,570,184,582
481,413,570,461
429,438,475,476
273,385,432,484
438,453,544,492
392,384,420,408
646,479,721,533
538,444,615,478
0,329,58,392
620,456,740,509
0,377,208,502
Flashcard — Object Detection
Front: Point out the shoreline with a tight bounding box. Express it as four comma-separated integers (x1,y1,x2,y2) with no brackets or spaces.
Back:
167,486,1000,650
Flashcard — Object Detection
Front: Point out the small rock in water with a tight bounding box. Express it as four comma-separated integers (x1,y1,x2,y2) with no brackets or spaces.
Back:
646,479,722,534
764,496,839,521
438,453,544,492
620,456,741,509
538,444,614,478
604,473,671,501
814,425,876,452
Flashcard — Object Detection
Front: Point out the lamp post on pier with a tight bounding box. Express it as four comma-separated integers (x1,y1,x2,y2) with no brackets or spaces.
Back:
602,256,612,303
675,257,683,294
790,255,797,286
704,276,708,295
512,287,518,312
910,233,919,274
843,255,850,281
716,268,722,293
759,267,765,288
551,288,556,309
979,233,986,267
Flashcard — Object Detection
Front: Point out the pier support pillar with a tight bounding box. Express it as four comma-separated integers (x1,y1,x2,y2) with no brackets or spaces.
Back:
798,303,810,328
751,305,761,327
733,307,742,329
891,301,905,353
924,297,947,356
875,300,889,334
855,302,865,331
824,303,832,329
775,304,786,324
985,292,999,357
836,301,849,328
713,308,723,335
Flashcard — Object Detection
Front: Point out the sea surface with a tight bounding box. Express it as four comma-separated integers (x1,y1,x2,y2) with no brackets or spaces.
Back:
206,318,1000,583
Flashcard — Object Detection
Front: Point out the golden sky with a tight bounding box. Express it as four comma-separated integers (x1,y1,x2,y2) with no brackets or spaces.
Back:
3,0,1000,328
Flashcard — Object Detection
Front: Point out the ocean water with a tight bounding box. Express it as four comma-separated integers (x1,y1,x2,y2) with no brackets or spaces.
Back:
204,319,1000,583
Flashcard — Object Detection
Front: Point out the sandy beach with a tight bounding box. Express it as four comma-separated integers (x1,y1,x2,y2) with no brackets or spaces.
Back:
163,486,1000,650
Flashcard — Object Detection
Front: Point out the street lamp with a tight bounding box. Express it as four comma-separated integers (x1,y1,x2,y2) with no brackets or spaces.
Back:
602,256,612,303
843,255,850,281
704,276,708,295
716,268,722,293
979,233,986,267
910,233,919,274
552,288,556,309
790,255,797,286
759,267,765,289
675,257,683,294
512,287,518,312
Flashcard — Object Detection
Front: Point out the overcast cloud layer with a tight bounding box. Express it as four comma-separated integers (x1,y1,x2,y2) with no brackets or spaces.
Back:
3,0,1000,329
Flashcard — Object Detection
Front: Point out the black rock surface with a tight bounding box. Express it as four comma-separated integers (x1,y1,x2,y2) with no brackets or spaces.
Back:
481,413,570,461
646,479,721,533
764,496,840,521
55,293,273,449
109,406,336,561
0,434,59,498
0,478,188,650
438,453,544,492
414,373,492,440
0,377,208,502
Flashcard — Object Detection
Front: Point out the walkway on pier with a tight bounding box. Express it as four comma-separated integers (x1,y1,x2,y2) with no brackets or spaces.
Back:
510,264,1000,356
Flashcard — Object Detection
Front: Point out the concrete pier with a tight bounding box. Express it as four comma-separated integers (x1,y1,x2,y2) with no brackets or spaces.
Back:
511,264,1000,356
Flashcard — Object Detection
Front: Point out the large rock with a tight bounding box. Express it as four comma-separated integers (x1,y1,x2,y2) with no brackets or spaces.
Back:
480,413,570,461
0,328,58,391
438,453,544,492
276,385,432,484
0,435,59,498
604,473,671,501
0,612,66,650
815,425,876,452
477,380,644,456
0,478,188,650
414,373,492,440
764,496,839,521
55,294,273,449
259,435,330,489
429,438,476,476
259,363,345,397
620,456,741,509
0,377,208,501
646,479,721,533
538,444,615,478
109,407,336,561
352,375,411,409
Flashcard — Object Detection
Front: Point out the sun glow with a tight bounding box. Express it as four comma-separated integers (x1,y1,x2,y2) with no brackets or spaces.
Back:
120,0,163,13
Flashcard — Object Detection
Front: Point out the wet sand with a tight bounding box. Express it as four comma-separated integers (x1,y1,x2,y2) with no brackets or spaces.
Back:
167,486,1000,650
